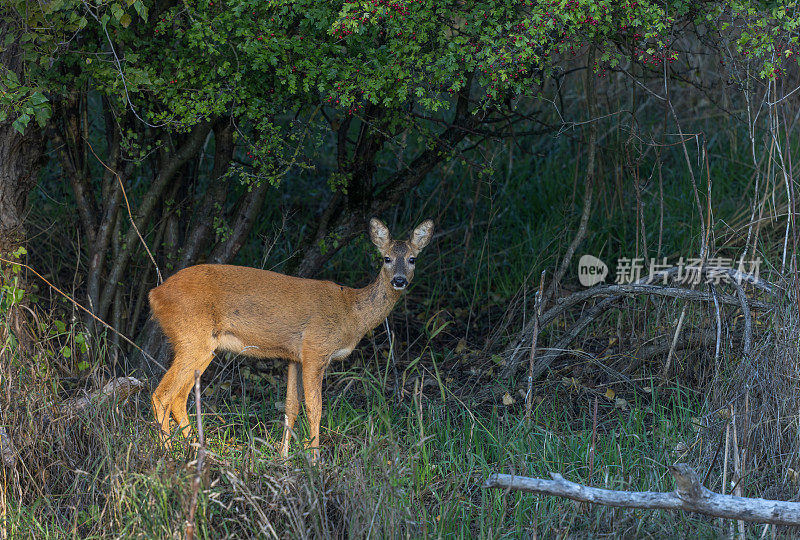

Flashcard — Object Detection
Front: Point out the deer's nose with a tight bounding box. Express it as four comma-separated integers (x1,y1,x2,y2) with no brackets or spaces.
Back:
391,276,408,289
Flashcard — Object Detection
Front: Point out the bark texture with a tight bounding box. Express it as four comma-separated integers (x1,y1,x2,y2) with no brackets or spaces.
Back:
0,19,45,254
0,16,47,350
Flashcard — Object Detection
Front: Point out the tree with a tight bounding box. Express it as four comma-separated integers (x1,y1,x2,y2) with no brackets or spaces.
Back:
0,11,48,350
2,0,795,371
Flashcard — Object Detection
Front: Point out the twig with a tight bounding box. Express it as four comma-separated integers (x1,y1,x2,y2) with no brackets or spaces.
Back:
589,396,597,486
80,1,169,129
543,46,597,308
704,423,728,487
662,307,687,378
723,422,730,499
485,464,800,525
731,404,745,539
729,277,753,357
185,370,206,540
709,283,723,392
525,271,545,422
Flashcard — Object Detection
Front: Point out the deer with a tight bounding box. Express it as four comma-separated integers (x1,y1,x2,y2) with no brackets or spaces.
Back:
149,217,434,461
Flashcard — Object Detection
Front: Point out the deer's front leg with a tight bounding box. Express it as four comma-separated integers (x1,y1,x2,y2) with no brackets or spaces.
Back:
281,361,301,458
301,359,326,462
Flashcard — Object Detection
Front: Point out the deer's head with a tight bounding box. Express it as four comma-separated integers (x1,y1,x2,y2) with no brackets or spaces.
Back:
369,218,434,291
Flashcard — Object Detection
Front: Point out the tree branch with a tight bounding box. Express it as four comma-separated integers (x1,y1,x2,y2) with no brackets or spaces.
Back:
485,464,800,526
375,78,477,210
98,120,213,319
503,267,773,380
293,74,478,277
208,180,270,264
179,121,234,269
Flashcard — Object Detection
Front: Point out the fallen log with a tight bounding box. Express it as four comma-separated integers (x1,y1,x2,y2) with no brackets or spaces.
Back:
2,376,146,468
58,376,146,417
485,464,800,526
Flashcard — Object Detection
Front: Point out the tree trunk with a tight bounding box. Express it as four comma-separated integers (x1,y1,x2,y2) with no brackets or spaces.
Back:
0,18,47,350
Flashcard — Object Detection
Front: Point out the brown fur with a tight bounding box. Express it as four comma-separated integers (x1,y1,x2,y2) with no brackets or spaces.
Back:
150,218,434,460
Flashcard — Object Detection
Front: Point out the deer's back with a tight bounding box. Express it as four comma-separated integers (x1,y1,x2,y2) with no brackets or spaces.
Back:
149,264,357,361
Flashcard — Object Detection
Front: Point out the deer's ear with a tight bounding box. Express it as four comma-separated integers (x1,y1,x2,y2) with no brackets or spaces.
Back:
410,219,434,250
369,218,391,250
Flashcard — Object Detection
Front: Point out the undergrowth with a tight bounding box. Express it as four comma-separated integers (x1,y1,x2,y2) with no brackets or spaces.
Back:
4,350,726,538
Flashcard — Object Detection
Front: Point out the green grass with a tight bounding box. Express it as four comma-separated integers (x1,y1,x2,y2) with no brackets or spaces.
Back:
5,361,729,538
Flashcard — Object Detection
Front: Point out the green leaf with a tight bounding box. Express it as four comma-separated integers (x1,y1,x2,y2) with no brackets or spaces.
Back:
55,320,66,333
11,114,30,135
34,104,51,127
29,91,48,106
111,3,124,21
133,0,148,20
77,360,90,371
61,346,72,359
120,13,132,28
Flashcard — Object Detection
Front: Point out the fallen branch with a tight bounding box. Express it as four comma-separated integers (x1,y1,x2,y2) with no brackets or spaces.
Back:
541,283,772,328
634,327,729,362
485,464,800,526
503,269,774,380
58,376,146,417
523,296,620,381
1,377,145,469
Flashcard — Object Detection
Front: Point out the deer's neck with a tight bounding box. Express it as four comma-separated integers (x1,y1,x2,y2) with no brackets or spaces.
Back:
352,271,403,335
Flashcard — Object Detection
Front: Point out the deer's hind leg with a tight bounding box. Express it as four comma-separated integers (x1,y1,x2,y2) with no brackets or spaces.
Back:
153,342,214,443
169,352,215,437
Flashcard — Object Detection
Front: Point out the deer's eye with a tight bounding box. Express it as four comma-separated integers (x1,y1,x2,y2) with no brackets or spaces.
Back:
384,257,392,264
408,257,416,265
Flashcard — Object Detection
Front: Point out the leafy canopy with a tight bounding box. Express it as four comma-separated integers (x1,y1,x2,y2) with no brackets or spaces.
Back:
2,0,799,173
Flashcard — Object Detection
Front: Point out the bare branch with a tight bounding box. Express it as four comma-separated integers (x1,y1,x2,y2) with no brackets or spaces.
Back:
294,76,479,278
543,46,597,308
179,121,234,269
98,121,213,319
485,464,800,526
503,266,774,380
523,296,619,381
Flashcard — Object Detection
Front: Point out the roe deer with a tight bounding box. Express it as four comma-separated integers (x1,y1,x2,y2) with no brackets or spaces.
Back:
150,218,434,460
